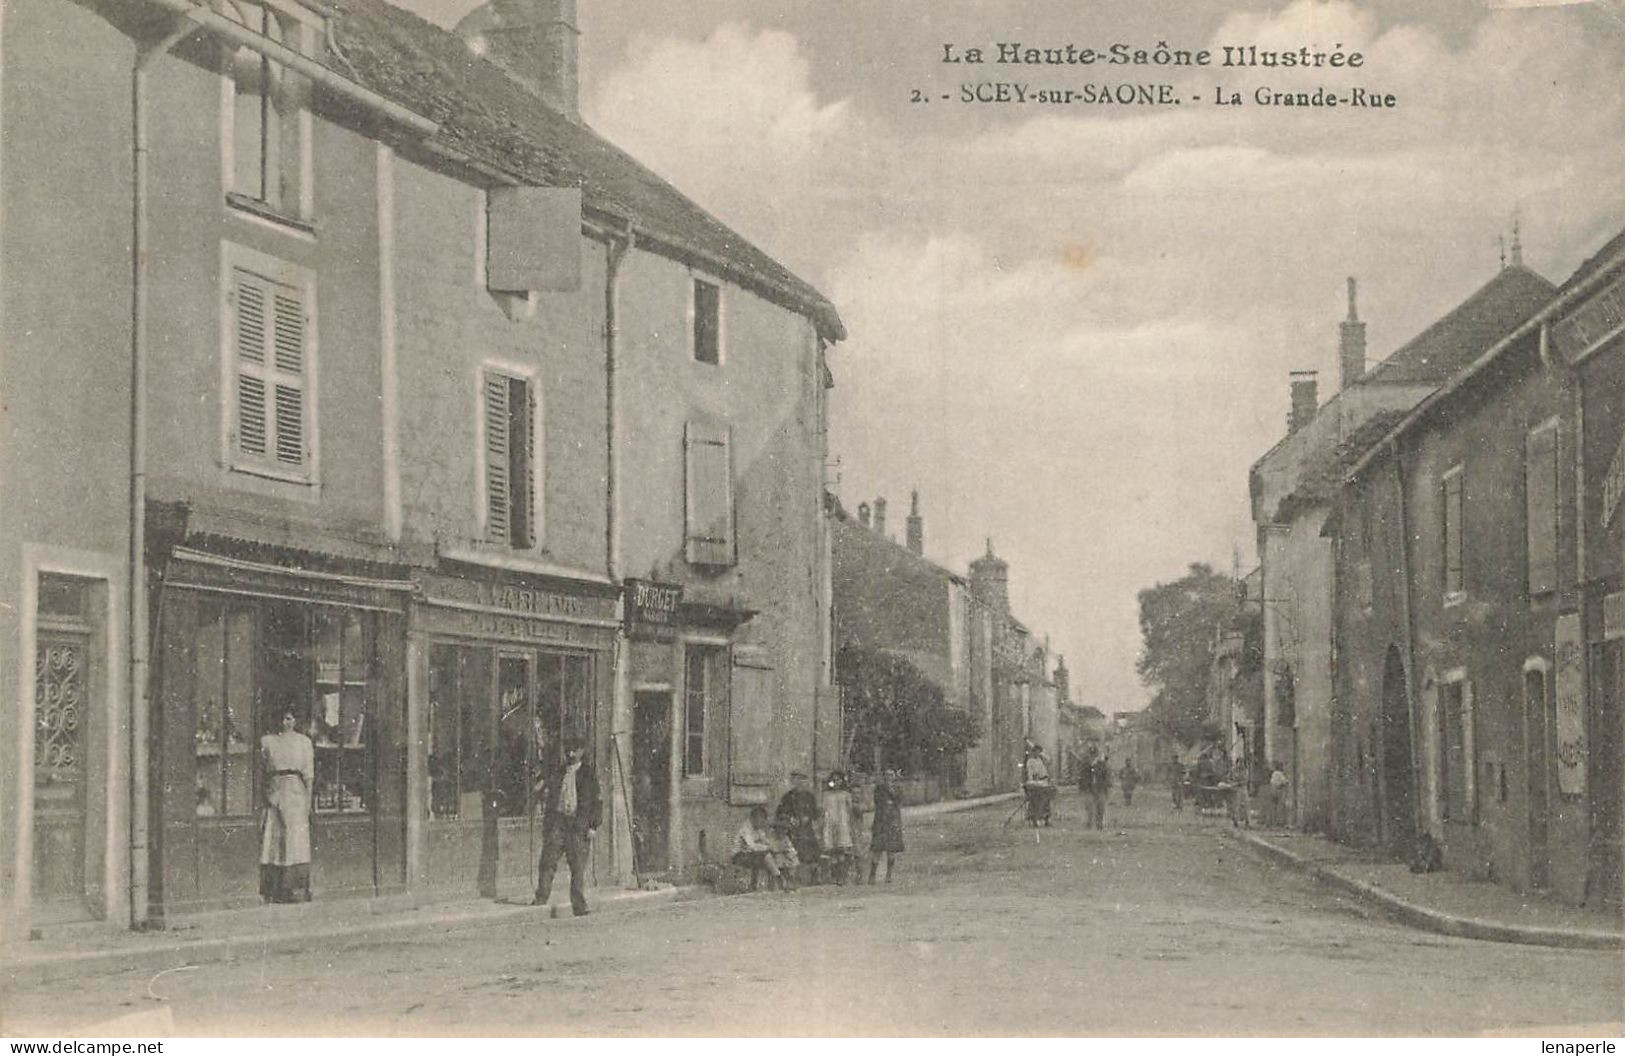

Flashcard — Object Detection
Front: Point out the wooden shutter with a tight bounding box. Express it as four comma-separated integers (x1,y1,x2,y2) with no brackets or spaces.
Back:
232,267,307,472
484,372,511,544
728,646,773,801
684,421,734,566
1526,426,1558,595
509,377,536,549
1443,471,1463,596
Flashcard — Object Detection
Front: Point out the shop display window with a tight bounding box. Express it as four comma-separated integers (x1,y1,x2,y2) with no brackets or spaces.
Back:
311,609,371,814
193,606,258,817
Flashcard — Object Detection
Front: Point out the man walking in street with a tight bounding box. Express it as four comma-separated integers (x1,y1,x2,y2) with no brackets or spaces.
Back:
1083,749,1110,830
534,739,601,916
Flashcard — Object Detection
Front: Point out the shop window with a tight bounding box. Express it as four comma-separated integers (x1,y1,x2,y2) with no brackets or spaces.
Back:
227,252,315,482
1525,422,1559,597
684,421,734,567
482,369,538,550
427,644,490,820
221,1,311,221
310,610,370,813
1442,467,1464,601
1439,677,1475,824
692,278,722,364
193,606,257,817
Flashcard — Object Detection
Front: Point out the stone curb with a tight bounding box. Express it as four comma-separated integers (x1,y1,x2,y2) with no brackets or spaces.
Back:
1227,829,1623,951
2,884,705,991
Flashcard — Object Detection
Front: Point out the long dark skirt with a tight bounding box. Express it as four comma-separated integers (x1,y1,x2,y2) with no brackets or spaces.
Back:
260,863,311,903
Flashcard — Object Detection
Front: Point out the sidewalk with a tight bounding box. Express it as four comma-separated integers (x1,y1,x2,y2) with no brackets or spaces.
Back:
3,791,1020,990
1229,826,1624,950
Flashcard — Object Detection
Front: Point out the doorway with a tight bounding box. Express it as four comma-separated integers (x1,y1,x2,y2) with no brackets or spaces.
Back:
632,690,673,876
1524,666,1551,890
33,631,91,922
1379,645,1416,859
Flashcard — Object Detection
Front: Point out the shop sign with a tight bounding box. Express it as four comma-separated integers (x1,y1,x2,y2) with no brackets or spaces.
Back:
417,603,613,649
425,574,618,626
1554,612,1586,797
624,579,683,640
1552,270,1625,364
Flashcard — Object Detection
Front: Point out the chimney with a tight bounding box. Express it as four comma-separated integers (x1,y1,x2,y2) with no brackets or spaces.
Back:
857,502,871,529
1339,277,1366,389
906,490,924,556
456,0,581,120
969,538,1010,617
1289,371,1318,433
873,497,888,539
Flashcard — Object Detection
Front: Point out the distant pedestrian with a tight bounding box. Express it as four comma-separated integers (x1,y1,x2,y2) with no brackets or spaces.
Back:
1023,745,1055,826
1228,755,1251,829
1085,752,1110,829
1119,760,1140,807
868,771,905,883
1267,761,1289,828
1170,757,1185,812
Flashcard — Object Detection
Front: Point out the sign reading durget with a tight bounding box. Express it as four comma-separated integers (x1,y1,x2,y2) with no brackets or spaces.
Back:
625,578,683,639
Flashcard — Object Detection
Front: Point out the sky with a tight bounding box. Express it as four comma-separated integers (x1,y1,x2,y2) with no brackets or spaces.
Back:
400,0,1625,712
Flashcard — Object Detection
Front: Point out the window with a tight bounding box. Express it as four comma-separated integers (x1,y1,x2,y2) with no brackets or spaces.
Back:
482,370,537,549
428,644,485,820
1442,467,1464,600
222,1,310,219
684,421,734,566
1439,677,1475,824
227,255,314,480
683,646,728,777
1525,423,1559,596
692,279,721,364
191,599,377,818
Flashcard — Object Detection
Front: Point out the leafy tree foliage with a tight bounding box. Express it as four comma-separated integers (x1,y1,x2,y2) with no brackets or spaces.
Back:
837,645,979,775
1135,562,1244,745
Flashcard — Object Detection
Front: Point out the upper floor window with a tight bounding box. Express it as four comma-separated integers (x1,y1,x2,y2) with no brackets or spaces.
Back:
220,1,313,221
1525,421,1559,597
692,278,722,365
226,247,315,482
684,420,734,566
481,368,538,549
1442,466,1464,601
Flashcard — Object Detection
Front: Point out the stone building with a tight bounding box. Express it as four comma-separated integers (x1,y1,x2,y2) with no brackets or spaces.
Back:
1251,265,1555,831
1331,230,1625,907
1,0,842,937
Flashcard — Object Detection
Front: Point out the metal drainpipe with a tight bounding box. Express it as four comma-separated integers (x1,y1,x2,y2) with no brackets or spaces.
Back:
604,228,634,885
130,15,200,931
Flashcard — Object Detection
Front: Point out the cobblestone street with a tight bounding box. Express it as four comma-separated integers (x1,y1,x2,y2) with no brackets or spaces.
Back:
5,794,1620,1037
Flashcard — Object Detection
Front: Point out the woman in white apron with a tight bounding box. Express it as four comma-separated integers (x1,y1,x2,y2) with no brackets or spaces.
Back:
259,709,315,903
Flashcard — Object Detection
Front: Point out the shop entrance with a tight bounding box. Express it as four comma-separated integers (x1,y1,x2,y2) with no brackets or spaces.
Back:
33,631,91,921
632,690,673,875
1524,666,1552,890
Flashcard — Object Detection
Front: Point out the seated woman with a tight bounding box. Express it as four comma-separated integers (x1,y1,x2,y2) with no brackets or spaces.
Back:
732,806,796,892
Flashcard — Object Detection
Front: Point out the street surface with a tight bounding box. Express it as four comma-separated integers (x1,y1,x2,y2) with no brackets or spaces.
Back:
5,792,1621,1036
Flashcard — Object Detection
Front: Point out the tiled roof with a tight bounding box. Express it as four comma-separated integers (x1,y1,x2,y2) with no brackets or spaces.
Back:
308,0,845,339
1361,265,1554,385
1274,408,1411,519
1559,225,1625,294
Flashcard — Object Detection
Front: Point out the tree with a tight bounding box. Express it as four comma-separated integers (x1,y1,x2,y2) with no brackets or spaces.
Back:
837,645,979,776
1135,562,1240,746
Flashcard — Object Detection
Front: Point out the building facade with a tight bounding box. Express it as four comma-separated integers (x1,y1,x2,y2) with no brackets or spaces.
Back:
2,0,843,938
1331,232,1625,907
1252,266,1555,832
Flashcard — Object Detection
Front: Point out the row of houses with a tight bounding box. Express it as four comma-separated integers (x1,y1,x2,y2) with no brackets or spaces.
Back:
829,493,1069,797
4,0,849,939
1249,226,1625,908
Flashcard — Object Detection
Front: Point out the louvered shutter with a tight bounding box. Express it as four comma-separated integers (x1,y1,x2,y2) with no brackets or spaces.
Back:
515,378,537,548
684,421,734,566
484,372,511,544
232,267,308,473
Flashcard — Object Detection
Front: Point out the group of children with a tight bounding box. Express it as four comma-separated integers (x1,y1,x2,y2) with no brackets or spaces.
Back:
731,770,905,892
